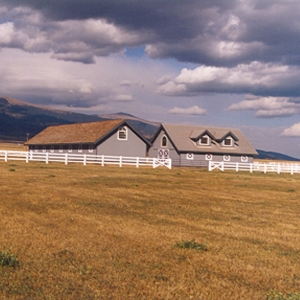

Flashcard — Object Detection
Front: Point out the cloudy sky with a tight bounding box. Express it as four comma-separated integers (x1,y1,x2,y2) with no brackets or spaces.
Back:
1,0,300,158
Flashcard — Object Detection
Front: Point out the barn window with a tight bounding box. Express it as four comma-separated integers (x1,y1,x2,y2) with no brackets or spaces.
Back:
88,144,93,152
78,145,82,153
199,135,210,145
222,137,233,147
161,135,167,147
186,153,194,160
223,154,230,161
118,126,128,140
59,145,63,153
68,145,72,153
50,145,54,153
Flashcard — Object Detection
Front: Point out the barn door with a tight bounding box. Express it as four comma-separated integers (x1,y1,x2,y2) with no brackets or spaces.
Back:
158,149,169,159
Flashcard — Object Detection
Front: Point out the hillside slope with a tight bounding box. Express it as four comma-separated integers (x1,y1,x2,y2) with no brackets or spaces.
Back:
0,96,158,142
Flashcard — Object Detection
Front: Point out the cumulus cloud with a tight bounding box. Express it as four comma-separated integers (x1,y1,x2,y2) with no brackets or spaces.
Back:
228,96,300,118
0,6,150,63
157,62,300,97
281,123,300,137
168,105,207,116
1,0,300,68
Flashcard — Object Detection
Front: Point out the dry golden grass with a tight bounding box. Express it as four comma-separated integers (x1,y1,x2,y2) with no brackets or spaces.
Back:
0,143,27,151
0,160,300,299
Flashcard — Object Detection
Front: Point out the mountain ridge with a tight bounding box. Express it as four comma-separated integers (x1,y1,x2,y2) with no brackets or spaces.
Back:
0,96,158,141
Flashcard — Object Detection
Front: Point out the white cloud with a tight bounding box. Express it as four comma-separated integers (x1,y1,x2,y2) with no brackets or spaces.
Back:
0,22,14,44
281,123,300,137
168,105,207,115
158,61,300,97
228,96,300,118
0,7,150,64
114,94,134,102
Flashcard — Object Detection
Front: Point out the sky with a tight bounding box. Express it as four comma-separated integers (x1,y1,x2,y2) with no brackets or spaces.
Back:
1,0,300,158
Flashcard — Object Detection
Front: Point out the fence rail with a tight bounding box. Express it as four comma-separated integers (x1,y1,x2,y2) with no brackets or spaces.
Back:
0,151,172,169
208,161,300,175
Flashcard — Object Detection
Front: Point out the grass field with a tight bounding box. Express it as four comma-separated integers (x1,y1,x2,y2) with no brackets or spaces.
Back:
0,143,27,151
1,160,300,299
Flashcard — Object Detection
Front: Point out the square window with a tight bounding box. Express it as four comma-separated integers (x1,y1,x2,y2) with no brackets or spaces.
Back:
199,135,210,145
118,126,128,140
223,137,233,146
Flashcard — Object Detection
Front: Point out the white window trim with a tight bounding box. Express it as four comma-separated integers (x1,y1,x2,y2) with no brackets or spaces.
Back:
118,126,128,140
186,153,194,160
78,145,82,153
223,154,231,161
241,155,248,162
161,135,168,147
199,135,210,146
205,154,213,161
88,145,93,153
222,137,234,147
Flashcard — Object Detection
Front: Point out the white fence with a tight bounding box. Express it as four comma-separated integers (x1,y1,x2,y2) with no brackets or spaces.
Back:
208,161,300,175
0,151,172,169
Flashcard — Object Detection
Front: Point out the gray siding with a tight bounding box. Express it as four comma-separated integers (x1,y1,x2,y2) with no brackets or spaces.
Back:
174,153,254,167
149,129,254,167
96,126,147,157
28,145,96,155
28,126,147,157
148,130,180,162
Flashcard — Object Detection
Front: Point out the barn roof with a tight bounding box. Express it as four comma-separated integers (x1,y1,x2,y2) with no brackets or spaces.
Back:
160,123,258,155
26,119,150,145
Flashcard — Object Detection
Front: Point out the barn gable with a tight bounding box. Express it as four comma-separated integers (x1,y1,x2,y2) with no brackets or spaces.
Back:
25,119,150,157
148,123,257,167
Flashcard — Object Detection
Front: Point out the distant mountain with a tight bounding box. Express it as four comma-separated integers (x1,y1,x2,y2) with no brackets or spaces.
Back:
255,149,300,161
100,113,160,140
2,96,299,162
0,96,158,142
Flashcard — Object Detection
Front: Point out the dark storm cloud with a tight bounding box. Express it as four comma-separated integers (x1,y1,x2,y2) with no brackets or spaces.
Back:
2,0,300,66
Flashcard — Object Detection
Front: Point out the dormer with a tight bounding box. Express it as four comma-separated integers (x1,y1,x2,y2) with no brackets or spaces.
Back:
220,132,238,147
198,134,211,146
190,130,214,146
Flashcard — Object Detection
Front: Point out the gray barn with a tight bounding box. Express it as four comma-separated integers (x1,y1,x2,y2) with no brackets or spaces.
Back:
26,119,150,157
148,123,258,167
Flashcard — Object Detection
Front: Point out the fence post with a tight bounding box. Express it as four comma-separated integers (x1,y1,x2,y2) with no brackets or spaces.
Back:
291,165,294,175
65,153,68,165
136,157,139,168
236,162,239,172
264,163,267,173
250,163,253,173
208,161,212,171
83,154,86,166
119,156,122,167
26,152,29,163
4,151,8,162
277,163,281,174
46,152,49,164
101,155,104,167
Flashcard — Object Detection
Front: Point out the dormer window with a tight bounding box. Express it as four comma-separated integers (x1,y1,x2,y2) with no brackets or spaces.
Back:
118,126,128,140
161,135,167,147
199,135,210,146
222,137,233,147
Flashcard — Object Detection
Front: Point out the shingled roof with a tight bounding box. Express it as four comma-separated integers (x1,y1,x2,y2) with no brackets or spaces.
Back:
26,119,149,145
161,124,258,155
